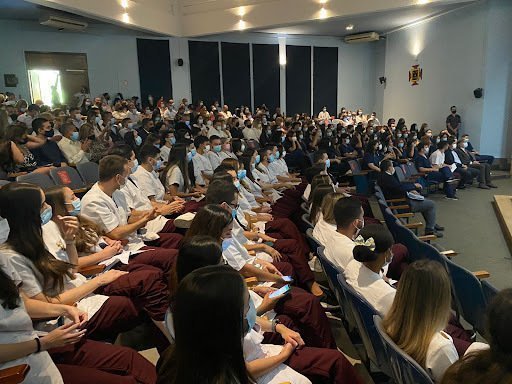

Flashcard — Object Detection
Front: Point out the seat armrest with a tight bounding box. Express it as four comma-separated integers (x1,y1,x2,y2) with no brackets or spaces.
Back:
395,212,414,219
418,235,437,242
390,204,410,210
441,250,458,257
0,364,30,384
473,271,490,279
404,222,423,229
385,198,407,203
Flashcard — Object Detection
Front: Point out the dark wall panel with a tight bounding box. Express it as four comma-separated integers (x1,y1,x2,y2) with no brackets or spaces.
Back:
136,39,172,107
188,41,221,106
221,42,251,109
252,44,280,113
313,46,338,117
286,45,311,115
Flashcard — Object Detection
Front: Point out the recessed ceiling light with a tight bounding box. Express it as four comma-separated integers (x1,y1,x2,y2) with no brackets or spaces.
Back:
319,0,327,4
417,0,429,4
120,0,128,9
238,19,247,30
346,24,354,31
122,12,129,23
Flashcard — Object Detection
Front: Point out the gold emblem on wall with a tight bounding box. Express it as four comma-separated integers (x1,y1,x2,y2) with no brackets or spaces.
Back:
409,64,423,86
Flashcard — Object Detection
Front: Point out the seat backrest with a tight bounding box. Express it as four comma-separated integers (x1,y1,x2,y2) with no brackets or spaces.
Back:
394,166,406,182
16,173,55,190
300,201,310,214
337,274,392,376
76,162,99,185
0,180,10,188
373,315,434,384
305,228,320,254
374,184,385,201
348,159,361,174
405,162,420,178
481,280,499,307
49,166,86,189
301,213,313,229
445,258,487,333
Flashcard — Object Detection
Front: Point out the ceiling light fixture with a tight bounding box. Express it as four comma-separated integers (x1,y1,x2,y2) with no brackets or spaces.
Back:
319,7,327,19
238,19,247,30
417,0,429,4
346,24,354,31
122,12,129,23
319,0,328,4
121,0,129,9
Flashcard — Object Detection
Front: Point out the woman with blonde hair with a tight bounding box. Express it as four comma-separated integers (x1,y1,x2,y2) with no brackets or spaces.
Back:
382,260,486,382
312,192,345,245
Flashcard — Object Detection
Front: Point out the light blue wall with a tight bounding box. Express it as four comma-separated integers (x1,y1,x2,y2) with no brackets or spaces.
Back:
382,0,512,158
0,20,142,101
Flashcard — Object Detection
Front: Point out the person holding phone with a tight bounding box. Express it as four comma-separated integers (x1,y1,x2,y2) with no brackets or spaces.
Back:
0,260,157,383
183,206,336,349
159,265,362,384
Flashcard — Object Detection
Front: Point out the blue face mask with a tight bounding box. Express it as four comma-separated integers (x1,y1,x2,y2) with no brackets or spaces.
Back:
281,136,285,143
154,144,161,149
131,159,139,174
234,180,241,191
245,297,257,335
95,116,102,124
153,159,163,171
185,121,190,127
222,238,232,252
70,132,79,142
268,154,275,163
325,159,331,169
110,118,116,125
186,152,193,162
231,208,237,220
170,137,176,145
69,198,81,216
237,170,246,180
275,151,280,159
40,206,53,225
213,144,222,153
191,148,197,156
255,155,261,164
135,136,142,146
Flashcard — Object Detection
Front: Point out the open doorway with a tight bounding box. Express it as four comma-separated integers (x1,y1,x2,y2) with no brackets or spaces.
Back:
25,52,89,107
28,69,64,107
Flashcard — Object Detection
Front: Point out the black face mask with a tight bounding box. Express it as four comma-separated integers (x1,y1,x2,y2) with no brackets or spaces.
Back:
44,129,55,138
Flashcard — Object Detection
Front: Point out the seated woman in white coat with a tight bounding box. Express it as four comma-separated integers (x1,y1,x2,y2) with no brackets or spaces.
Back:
312,192,345,246
382,260,487,382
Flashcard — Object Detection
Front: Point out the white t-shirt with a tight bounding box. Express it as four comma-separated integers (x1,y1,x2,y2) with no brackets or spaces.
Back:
81,183,145,251
192,152,213,186
0,242,108,320
119,177,168,234
243,127,261,141
132,166,166,201
0,259,63,384
165,166,185,193
243,328,311,384
429,150,445,166
343,260,396,315
312,213,336,246
206,151,222,171
324,231,355,271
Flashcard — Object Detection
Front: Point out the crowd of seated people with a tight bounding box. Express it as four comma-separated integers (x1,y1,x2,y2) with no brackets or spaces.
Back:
0,92,505,383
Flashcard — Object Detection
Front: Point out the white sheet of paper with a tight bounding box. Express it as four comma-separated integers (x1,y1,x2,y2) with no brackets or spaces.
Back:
99,249,147,266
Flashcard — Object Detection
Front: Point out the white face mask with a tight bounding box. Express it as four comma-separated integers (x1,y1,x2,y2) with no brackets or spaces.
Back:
353,219,364,238
205,144,211,152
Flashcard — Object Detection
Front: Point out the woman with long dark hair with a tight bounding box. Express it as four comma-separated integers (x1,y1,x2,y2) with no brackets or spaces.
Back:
0,183,172,349
159,144,201,198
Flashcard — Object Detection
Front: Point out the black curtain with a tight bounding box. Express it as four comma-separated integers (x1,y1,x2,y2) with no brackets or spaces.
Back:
221,42,251,109
188,41,221,106
252,44,280,114
286,45,311,115
313,47,338,117
136,39,172,107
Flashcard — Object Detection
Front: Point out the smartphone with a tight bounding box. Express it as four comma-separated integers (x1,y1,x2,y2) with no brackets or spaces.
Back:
103,259,121,272
281,276,294,283
269,284,291,299
98,242,108,249
56,316,65,327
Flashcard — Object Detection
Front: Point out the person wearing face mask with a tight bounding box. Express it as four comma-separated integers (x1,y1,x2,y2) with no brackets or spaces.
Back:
414,143,458,200
242,119,260,142
460,134,495,165
137,118,155,143
206,135,224,170
192,135,214,187
446,106,461,138
362,140,392,173
16,103,40,129
323,197,364,271
218,137,237,161
444,138,481,189
159,131,176,162
31,117,67,167
57,122,91,166
455,138,496,188
132,145,172,202
317,106,330,122
377,160,443,237
343,224,398,314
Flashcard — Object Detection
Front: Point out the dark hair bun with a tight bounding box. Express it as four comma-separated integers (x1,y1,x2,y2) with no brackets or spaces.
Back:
353,245,378,263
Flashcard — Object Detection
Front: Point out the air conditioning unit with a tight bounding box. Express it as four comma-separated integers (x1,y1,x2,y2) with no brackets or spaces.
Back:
40,16,88,31
344,32,380,44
